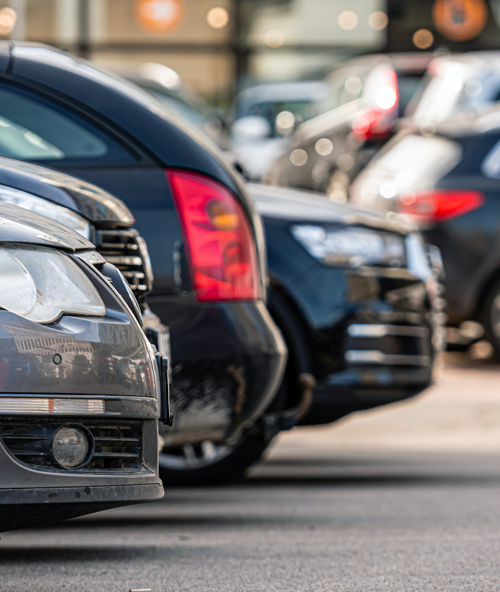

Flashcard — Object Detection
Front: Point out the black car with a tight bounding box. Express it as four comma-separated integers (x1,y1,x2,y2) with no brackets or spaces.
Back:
267,53,432,200
0,42,287,483
0,157,169,353
0,202,164,532
351,109,500,356
249,183,442,424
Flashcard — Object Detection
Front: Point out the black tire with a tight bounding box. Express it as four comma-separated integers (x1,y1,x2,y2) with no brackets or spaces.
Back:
481,278,500,359
158,438,270,486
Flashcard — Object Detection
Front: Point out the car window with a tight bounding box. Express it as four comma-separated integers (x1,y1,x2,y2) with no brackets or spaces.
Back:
350,133,461,212
482,138,500,178
321,70,364,113
0,83,137,166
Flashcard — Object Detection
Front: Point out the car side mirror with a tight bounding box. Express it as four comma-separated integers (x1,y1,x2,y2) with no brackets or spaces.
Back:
231,115,271,140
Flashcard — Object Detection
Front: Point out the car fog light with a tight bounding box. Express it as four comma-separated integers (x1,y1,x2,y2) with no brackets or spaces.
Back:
52,426,90,468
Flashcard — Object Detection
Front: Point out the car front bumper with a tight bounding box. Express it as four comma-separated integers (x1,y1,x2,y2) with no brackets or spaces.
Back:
0,394,163,532
293,267,441,426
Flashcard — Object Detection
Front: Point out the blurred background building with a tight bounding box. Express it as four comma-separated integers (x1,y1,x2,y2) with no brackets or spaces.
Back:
1,0,500,104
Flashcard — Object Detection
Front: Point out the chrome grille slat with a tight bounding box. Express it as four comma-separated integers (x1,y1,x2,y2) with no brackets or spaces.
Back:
95,228,153,297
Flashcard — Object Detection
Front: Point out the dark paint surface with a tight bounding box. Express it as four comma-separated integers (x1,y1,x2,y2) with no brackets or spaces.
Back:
0,157,134,225
251,184,434,425
0,42,286,444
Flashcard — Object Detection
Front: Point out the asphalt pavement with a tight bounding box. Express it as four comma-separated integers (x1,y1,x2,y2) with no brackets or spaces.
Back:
3,354,500,592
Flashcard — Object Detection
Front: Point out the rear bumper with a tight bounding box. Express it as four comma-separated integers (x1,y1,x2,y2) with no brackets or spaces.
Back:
149,297,287,446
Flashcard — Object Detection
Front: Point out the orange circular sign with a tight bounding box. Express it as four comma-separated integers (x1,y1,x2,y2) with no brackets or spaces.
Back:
134,0,184,34
433,0,487,41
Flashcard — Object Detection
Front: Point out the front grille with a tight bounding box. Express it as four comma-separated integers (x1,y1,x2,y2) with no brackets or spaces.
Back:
95,229,153,298
344,323,432,368
0,419,142,472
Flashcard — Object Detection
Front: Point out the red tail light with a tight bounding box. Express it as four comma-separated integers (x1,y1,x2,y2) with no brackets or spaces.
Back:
397,189,485,224
167,170,260,301
352,70,399,142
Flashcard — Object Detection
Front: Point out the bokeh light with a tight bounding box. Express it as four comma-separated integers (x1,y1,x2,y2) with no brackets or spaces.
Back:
207,7,229,29
368,11,388,31
0,7,17,36
413,28,434,49
265,29,285,48
338,10,358,31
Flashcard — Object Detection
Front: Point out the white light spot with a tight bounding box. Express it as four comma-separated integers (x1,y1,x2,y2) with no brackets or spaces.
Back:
315,138,333,156
0,7,16,35
375,86,397,110
338,10,358,31
265,29,284,48
276,111,295,130
380,182,397,199
368,11,388,31
290,149,308,167
207,7,229,29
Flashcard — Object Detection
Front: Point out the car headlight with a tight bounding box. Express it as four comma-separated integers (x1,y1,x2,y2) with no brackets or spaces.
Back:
0,245,106,323
291,224,406,268
0,185,91,239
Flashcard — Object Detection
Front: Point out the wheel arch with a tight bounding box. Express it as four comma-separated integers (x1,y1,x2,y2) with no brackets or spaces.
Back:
267,277,314,409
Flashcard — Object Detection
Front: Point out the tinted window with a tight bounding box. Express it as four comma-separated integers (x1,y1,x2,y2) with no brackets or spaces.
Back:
0,83,137,166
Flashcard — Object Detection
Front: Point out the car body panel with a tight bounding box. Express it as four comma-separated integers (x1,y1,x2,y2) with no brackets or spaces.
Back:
0,157,134,225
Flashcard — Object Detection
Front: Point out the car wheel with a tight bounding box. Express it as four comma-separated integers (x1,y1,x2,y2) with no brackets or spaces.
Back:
481,278,500,358
158,438,270,485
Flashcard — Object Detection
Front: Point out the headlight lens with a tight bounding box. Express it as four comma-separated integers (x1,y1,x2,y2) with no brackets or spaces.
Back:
0,246,106,323
291,224,406,268
0,185,91,239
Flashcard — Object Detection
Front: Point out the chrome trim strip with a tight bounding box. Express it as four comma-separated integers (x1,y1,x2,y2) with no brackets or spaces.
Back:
347,324,429,338
76,250,106,266
0,397,105,414
345,350,431,367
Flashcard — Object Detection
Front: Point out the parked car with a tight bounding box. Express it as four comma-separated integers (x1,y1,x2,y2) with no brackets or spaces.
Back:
230,81,327,181
350,108,500,355
108,62,229,149
249,183,443,424
266,53,433,198
409,52,500,129
0,157,170,352
0,42,287,483
0,201,164,532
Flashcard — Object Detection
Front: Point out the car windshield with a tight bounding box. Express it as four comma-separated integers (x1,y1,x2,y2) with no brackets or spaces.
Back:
241,99,318,131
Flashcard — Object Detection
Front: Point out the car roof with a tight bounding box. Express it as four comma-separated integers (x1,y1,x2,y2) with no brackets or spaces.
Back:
0,157,134,225
248,183,412,234
0,42,241,196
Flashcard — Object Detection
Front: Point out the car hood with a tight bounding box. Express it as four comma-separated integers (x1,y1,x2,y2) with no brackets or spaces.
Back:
248,183,413,235
0,201,94,251
0,158,134,226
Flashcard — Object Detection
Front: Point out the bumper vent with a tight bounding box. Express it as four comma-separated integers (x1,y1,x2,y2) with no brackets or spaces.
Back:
0,419,142,472
95,229,153,298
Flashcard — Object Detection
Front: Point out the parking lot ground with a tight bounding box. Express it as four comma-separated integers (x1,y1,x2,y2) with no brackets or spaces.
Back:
3,355,500,592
